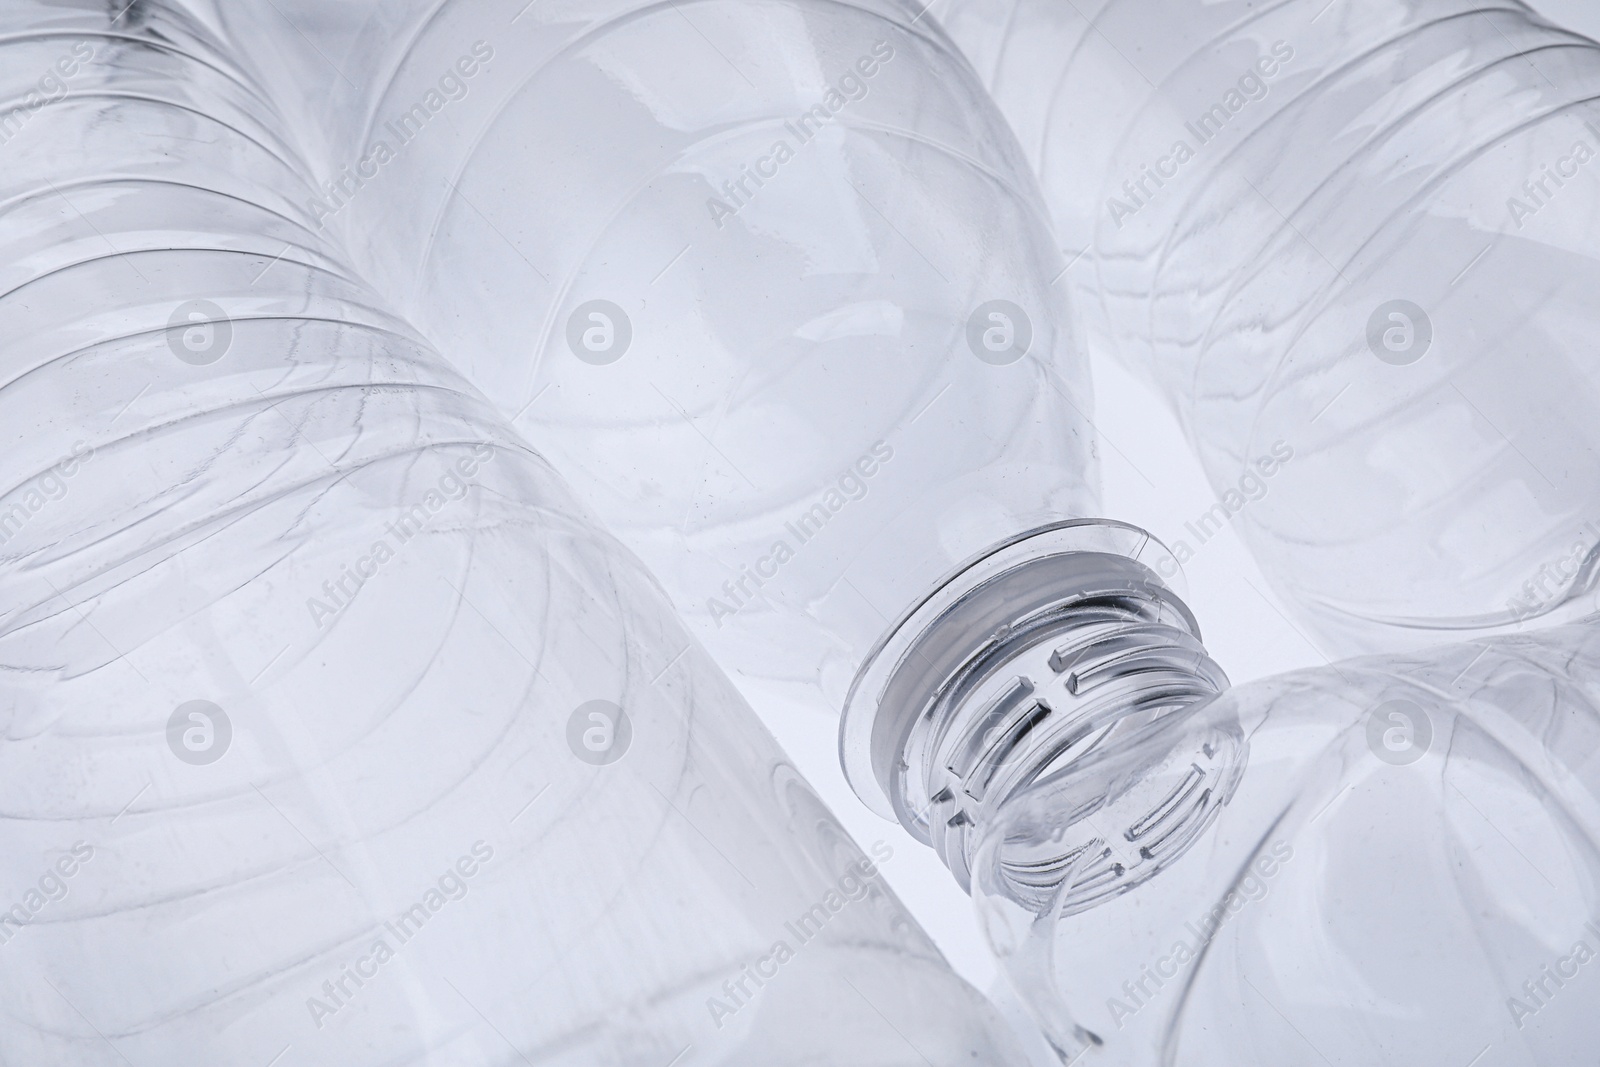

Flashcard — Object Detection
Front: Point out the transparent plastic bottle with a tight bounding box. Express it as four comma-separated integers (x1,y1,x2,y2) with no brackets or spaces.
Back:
0,2,1027,1062
843,595,1600,1064
933,0,1600,656
207,0,1149,726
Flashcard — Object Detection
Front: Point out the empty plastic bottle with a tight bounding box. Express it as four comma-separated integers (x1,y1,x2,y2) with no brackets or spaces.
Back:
0,2,1027,1062
208,0,1167,729
843,589,1600,1064
932,0,1600,657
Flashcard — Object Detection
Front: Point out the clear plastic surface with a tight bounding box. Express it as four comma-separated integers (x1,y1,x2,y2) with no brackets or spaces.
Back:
969,618,1600,1065
934,0,1600,656
213,0,1101,713
159,7,1600,1066
0,3,1028,1062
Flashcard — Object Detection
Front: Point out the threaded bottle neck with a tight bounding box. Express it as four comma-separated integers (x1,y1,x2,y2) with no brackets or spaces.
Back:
841,521,1229,891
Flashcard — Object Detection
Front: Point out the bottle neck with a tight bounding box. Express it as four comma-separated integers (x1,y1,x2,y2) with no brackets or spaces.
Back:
841,521,1231,892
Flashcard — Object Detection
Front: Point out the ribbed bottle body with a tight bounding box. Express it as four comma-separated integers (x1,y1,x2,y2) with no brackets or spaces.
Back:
940,0,1600,654
973,619,1600,1064
0,4,1025,1062
226,0,1099,710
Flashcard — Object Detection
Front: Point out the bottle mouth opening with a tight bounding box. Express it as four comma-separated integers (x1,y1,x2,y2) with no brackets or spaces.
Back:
838,519,1228,888
979,707,1247,915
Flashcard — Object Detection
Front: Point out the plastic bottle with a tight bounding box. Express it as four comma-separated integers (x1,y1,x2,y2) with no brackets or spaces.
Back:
844,594,1600,1064
932,0,1600,656
205,0,1162,727
0,2,1028,1062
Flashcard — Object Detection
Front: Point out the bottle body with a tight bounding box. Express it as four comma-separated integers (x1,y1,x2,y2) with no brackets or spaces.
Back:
0,4,1026,1062
971,620,1600,1064
938,0,1600,655
219,0,1100,711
